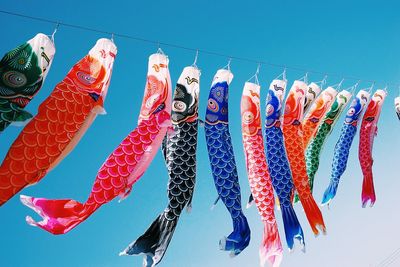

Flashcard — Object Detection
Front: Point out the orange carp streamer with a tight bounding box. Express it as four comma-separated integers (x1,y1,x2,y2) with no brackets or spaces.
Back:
302,86,338,149
282,81,326,236
0,39,116,205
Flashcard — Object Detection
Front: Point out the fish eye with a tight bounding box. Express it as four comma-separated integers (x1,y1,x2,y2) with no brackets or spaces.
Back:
242,111,254,124
208,99,219,112
266,104,274,115
347,108,355,115
76,71,95,85
172,100,187,112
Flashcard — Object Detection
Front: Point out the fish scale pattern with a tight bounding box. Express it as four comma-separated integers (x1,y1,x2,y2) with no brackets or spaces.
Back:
305,122,330,190
332,125,357,176
205,123,242,219
86,114,167,207
162,121,197,220
0,76,101,205
359,93,385,207
243,133,275,223
321,124,356,204
264,126,293,207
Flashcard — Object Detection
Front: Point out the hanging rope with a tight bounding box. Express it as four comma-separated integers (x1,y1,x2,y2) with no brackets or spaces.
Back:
0,9,397,89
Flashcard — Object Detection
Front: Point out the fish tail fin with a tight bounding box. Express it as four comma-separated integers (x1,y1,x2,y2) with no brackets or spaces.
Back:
20,195,89,235
361,172,376,208
246,194,254,209
120,213,178,267
321,180,339,206
299,196,327,236
219,213,251,256
293,193,300,204
260,221,283,267
280,205,305,251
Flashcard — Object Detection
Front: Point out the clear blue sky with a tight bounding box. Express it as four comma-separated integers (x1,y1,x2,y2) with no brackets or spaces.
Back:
1,1,400,266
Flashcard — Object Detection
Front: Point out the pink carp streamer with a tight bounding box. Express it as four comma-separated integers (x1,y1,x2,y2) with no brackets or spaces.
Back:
241,82,283,267
20,52,172,234
359,89,387,207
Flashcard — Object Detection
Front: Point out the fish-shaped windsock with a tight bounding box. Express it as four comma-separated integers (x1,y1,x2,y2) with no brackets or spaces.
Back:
395,97,400,120
265,79,305,251
359,90,386,207
282,81,326,236
20,52,171,234
0,33,55,132
302,87,338,149
241,82,283,267
0,38,115,205
121,66,200,267
322,90,370,206
205,69,250,256
303,82,321,114
294,86,337,204
305,90,352,194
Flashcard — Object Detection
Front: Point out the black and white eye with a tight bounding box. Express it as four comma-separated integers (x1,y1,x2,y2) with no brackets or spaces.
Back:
3,71,27,88
172,100,187,112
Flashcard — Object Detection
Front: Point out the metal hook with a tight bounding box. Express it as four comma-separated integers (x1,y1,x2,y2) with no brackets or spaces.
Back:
51,22,60,42
248,63,261,85
351,80,360,93
156,42,165,55
297,72,308,83
283,67,287,81
255,63,261,77
223,58,232,71
383,84,388,94
336,78,345,90
321,75,328,88
192,49,199,68
367,81,375,93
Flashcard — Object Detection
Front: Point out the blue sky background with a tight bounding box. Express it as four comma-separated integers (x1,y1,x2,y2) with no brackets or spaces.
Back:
1,1,400,266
